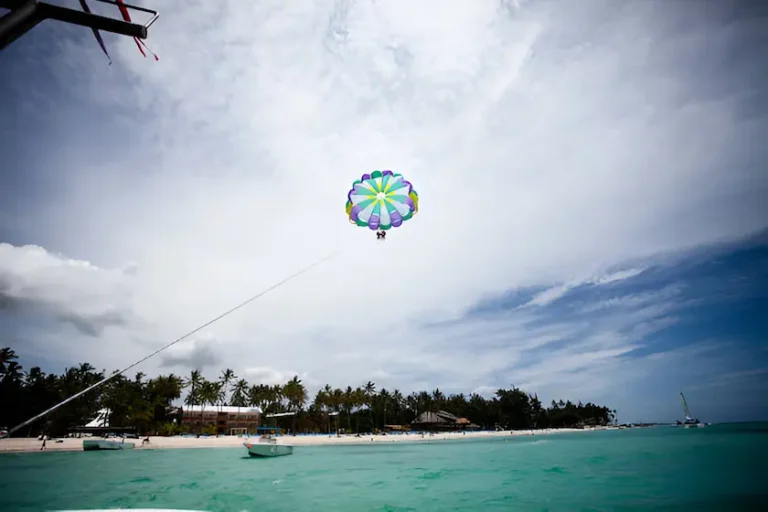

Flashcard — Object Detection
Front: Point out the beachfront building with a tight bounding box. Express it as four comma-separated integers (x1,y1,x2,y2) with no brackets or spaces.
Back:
181,405,262,435
411,410,481,432
383,424,409,433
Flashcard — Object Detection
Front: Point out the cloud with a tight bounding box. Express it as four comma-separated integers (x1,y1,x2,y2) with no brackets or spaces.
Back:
520,266,647,308
160,337,222,371
0,0,767,422
524,283,575,308
243,367,298,386
689,368,768,392
593,268,647,286
0,243,137,337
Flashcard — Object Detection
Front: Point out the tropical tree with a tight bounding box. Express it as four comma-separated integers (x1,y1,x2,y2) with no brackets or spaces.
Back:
363,381,376,430
0,347,21,377
219,369,237,409
0,346,617,437
198,380,221,430
282,376,307,433
184,370,203,406
231,379,249,411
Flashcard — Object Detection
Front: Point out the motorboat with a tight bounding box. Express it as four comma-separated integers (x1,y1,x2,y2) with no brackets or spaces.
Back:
83,438,135,451
243,435,293,457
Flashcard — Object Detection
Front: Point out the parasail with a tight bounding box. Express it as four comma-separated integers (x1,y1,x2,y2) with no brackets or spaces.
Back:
345,170,419,234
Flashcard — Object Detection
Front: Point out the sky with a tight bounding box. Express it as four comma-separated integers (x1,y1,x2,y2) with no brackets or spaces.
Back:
0,0,767,424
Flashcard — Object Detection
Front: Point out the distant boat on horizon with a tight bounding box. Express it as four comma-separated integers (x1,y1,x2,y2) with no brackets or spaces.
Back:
676,391,707,428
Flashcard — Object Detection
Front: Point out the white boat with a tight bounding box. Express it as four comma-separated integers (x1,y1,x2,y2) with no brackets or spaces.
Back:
83,438,135,451
243,436,293,457
677,392,706,428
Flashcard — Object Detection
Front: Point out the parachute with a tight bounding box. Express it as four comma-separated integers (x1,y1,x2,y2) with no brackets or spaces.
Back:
345,170,419,236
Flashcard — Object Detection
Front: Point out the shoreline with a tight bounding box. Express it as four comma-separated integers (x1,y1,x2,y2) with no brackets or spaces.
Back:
0,427,616,454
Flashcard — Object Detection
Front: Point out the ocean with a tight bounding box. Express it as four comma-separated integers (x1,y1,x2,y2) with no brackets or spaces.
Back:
1,423,766,512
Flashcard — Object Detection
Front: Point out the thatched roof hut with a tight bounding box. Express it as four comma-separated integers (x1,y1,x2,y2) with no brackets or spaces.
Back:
411,411,479,431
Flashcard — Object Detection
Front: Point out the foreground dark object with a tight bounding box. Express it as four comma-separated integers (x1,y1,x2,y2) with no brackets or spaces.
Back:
0,0,158,51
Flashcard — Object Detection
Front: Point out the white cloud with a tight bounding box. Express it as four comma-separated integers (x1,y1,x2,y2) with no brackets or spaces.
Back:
242,367,294,386
519,266,647,308
524,283,575,308
243,367,318,388
0,243,137,336
1,0,767,414
592,268,647,286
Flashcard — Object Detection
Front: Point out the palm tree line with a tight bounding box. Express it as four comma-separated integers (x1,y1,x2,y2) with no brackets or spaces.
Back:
1,347,616,436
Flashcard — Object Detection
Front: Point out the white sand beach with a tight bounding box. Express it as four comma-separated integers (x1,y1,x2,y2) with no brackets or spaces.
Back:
0,427,612,453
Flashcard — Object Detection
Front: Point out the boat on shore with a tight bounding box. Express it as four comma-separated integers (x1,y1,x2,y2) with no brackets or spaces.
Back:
82,438,135,451
243,435,293,457
676,392,707,428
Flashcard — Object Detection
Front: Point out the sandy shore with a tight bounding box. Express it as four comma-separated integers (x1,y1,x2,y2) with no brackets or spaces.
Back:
0,427,613,454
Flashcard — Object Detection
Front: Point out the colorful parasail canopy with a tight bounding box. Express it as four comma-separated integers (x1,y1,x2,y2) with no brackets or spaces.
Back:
345,170,419,231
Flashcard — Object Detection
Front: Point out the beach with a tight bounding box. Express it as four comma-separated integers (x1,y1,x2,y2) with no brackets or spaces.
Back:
0,427,602,453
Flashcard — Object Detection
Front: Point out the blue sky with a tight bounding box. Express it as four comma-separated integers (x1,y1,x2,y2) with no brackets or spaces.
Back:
1,0,767,424
444,233,768,423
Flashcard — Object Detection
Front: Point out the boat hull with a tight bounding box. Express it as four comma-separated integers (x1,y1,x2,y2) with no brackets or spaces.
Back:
83,439,135,451
244,441,293,457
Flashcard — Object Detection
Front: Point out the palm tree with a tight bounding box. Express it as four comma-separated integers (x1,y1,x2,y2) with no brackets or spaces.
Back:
248,384,270,412
0,347,20,375
184,370,203,406
406,393,419,422
269,384,285,413
149,374,185,407
343,386,354,431
1,359,23,384
379,388,391,428
198,380,221,433
353,387,365,433
219,369,236,410
0,344,620,436
418,390,433,414
314,384,335,433
313,386,328,413
432,388,445,407
364,381,376,430
391,389,404,425
231,379,249,411
282,376,307,433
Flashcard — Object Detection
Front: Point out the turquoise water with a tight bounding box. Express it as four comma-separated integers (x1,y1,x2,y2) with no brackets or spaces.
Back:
1,424,766,511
